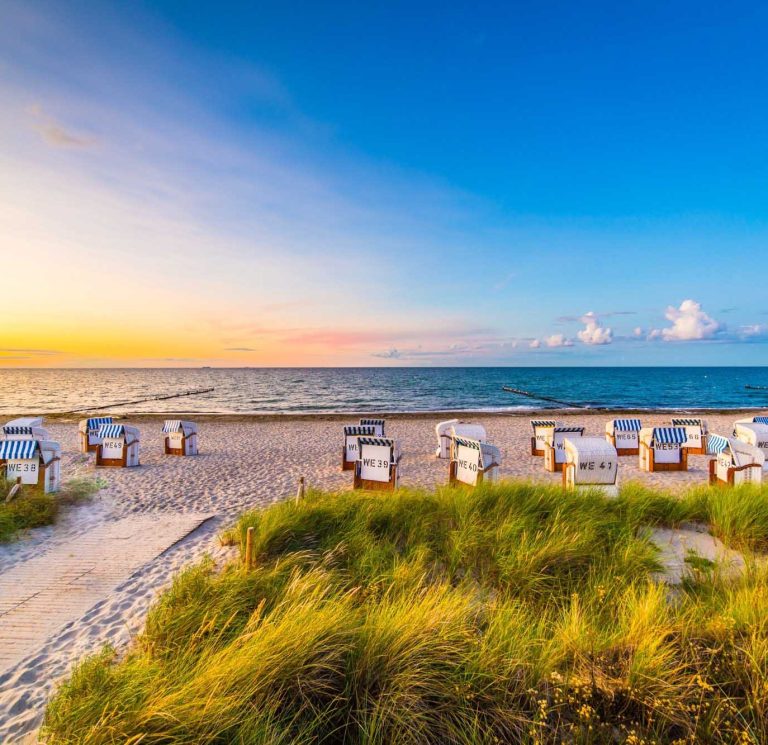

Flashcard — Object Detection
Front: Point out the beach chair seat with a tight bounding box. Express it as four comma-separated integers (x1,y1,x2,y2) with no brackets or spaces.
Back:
604,418,641,455
639,427,688,472
707,433,763,486
544,426,584,472
162,420,198,456
562,437,618,496
0,438,61,494
342,425,376,470
95,424,140,467
449,436,501,487
435,421,486,459
733,421,768,467
359,418,385,436
530,419,561,456
671,417,708,455
354,437,401,491
78,417,113,453
1,417,49,442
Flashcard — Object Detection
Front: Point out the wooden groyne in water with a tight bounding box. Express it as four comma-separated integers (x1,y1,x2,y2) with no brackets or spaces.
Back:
69,387,215,413
502,386,589,409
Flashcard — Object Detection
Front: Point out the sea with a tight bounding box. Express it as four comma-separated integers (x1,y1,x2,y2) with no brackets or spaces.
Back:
1,368,767,415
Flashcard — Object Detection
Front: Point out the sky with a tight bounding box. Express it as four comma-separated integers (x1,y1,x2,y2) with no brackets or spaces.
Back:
2,0,767,367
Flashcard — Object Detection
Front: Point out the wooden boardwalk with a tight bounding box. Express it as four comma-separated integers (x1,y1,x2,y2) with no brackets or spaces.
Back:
0,514,212,675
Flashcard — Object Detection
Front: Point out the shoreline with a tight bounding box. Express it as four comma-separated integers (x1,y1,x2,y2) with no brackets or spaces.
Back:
6,406,768,422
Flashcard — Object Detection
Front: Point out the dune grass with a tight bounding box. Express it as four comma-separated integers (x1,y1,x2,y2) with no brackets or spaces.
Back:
0,476,105,543
43,481,768,744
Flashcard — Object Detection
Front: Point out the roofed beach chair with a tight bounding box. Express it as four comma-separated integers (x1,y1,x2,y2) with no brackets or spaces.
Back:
78,417,113,453
435,420,486,459
0,438,61,494
359,418,385,436
671,417,708,455
562,437,619,496
544,426,585,472
707,433,763,486
163,420,198,456
530,419,561,456
732,420,768,466
95,424,140,467
605,418,641,456
354,436,401,491
342,425,376,470
1,417,49,442
639,427,688,472
449,436,501,487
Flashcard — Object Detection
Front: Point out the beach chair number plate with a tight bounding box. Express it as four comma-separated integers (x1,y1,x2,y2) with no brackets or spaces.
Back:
6,459,39,485
615,432,638,447
456,444,480,485
345,436,360,463
654,443,680,463
102,439,124,459
684,428,702,448
578,461,614,472
168,432,184,449
360,445,391,482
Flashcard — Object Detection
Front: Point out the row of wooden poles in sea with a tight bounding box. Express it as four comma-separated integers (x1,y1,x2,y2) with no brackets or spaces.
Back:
3,413,768,503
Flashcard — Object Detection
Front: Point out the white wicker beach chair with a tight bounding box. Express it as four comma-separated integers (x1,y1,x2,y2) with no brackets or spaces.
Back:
638,427,688,472
354,436,401,491
707,433,763,485
0,438,61,493
604,418,641,456
449,436,501,486
162,420,198,456
544,426,585,472
563,437,618,496
96,424,140,467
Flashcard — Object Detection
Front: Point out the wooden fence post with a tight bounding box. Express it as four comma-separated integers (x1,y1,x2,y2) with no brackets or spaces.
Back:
244,526,254,571
296,476,305,503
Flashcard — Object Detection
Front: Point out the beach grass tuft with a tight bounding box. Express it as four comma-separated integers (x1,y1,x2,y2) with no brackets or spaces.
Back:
0,476,105,543
43,481,768,743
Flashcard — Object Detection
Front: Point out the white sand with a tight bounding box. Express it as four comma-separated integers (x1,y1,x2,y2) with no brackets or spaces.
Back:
0,411,757,742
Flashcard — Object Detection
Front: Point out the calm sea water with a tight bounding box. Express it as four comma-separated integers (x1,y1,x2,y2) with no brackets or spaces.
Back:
1,368,767,415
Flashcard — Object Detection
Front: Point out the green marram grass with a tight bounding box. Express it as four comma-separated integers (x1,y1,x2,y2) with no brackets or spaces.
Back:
43,481,768,744
0,476,106,543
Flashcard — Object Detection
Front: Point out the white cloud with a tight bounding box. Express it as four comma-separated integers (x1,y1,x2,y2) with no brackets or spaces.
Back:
633,327,644,337
529,339,541,349
651,299,722,342
576,311,613,345
740,324,767,338
544,334,574,348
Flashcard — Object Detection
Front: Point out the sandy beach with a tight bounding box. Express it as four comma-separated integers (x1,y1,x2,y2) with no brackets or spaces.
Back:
0,410,761,742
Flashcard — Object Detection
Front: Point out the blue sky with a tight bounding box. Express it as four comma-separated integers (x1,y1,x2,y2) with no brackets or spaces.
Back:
1,0,767,366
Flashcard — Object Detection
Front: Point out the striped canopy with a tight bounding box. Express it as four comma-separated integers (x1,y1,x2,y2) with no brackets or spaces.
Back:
554,426,585,434
453,436,480,450
613,418,641,431
162,420,182,433
360,418,385,427
344,425,375,436
99,424,125,439
2,425,33,436
0,440,38,460
753,416,768,425
530,419,556,430
652,427,687,445
707,434,730,455
87,417,113,432
357,436,395,448
672,418,703,427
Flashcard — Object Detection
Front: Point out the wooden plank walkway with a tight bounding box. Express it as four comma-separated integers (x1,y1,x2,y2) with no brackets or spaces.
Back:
0,514,213,675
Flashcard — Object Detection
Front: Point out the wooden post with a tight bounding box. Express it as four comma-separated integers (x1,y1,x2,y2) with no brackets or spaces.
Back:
296,476,305,502
244,526,254,571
